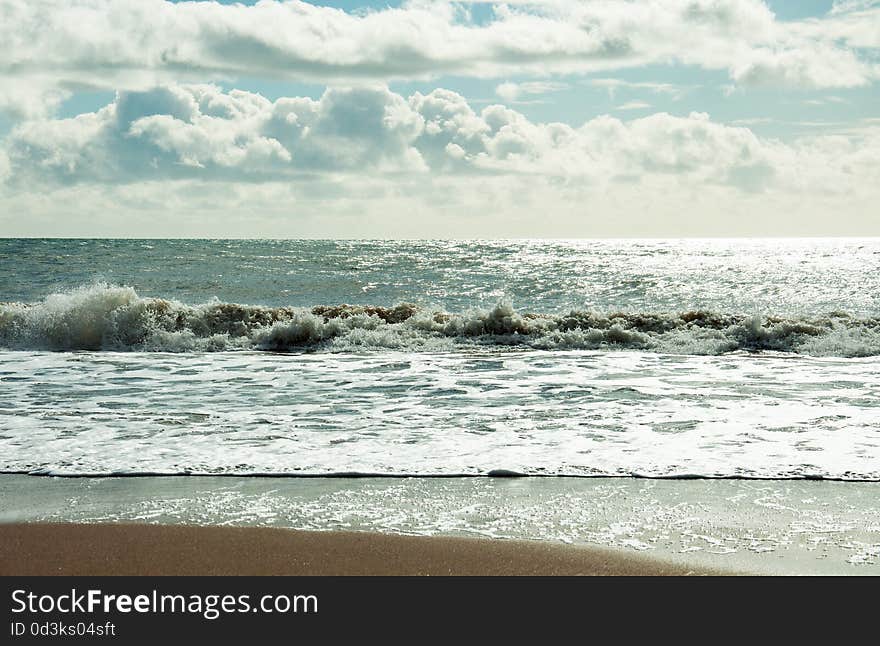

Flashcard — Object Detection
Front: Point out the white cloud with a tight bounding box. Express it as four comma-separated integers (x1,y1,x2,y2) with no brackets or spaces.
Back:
804,96,849,106
587,78,683,99
495,81,569,102
830,0,880,13
731,117,773,125
3,161,879,238
1,0,878,116
0,78,70,119
5,85,429,183
826,1,880,43
730,45,871,88
616,101,652,111
0,150,9,183
4,83,879,206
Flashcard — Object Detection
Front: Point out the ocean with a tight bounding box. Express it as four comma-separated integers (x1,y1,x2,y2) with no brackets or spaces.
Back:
1,238,879,481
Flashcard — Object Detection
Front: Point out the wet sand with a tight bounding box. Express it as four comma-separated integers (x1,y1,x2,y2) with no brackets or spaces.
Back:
3,475,877,573
0,523,718,576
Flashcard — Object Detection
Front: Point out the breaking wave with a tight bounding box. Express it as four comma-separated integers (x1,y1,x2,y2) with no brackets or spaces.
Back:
2,283,879,356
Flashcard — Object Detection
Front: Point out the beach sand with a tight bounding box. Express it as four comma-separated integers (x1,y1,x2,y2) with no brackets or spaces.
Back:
0,523,718,576
3,474,879,574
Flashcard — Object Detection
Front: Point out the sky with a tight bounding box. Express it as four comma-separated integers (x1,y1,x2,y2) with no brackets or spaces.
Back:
0,0,878,238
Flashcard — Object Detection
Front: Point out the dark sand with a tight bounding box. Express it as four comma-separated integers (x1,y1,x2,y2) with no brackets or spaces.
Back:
0,523,719,576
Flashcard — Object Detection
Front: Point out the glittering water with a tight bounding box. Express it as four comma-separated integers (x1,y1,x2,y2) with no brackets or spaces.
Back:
3,238,879,314
1,238,878,478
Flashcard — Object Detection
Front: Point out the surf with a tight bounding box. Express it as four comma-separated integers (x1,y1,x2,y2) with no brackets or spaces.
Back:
2,283,879,356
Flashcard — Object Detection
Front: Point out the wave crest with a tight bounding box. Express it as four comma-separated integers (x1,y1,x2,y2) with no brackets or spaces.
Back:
2,284,879,356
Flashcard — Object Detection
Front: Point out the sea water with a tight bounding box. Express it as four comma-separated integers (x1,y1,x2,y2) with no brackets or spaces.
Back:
1,238,878,479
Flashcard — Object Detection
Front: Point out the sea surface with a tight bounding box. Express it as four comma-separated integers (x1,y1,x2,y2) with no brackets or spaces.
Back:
1,238,878,479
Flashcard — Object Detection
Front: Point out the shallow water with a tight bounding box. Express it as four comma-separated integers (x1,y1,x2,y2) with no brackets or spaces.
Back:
3,475,878,574
1,349,878,479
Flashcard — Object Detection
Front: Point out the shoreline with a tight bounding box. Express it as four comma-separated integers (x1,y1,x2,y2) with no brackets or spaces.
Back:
2,474,877,574
0,523,720,576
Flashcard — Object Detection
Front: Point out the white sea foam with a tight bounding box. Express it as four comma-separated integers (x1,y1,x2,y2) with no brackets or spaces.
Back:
2,283,879,356
2,349,879,480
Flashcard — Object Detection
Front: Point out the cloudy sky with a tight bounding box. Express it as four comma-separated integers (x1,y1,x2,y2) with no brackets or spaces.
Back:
1,0,878,237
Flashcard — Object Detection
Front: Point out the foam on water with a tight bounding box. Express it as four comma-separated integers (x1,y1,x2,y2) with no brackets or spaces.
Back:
1,349,879,480
2,283,879,356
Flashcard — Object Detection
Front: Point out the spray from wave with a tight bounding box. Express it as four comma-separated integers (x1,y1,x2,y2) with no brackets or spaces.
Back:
1,283,879,356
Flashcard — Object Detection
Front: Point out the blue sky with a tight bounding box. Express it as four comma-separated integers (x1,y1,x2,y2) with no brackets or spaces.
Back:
1,1,878,237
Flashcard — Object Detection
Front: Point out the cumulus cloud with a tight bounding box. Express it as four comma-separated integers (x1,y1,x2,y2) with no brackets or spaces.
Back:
730,44,871,88
4,83,879,203
1,0,878,116
5,85,428,183
0,78,70,120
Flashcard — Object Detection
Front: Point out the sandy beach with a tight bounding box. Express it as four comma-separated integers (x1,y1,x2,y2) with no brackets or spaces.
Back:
0,523,718,576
